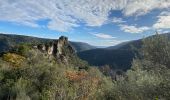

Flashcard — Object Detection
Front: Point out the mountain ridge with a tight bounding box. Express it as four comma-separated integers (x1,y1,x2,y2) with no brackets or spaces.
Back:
78,33,170,70
0,33,96,53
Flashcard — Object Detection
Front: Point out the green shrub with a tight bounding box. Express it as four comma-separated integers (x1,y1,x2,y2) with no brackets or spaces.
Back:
0,48,112,100
15,43,32,57
2,53,25,67
108,34,170,100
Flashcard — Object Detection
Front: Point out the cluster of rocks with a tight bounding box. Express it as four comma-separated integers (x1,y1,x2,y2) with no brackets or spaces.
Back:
34,36,75,63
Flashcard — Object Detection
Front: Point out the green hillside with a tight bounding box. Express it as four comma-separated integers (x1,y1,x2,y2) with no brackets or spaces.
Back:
0,34,170,99
78,33,170,70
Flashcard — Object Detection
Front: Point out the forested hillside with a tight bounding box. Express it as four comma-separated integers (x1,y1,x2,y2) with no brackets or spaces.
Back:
78,33,170,70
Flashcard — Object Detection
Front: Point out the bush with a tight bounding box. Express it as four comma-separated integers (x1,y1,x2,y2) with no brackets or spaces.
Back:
141,34,170,68
108,34,170,100
15,43,32,57
2,53,25,67
0,49,113,100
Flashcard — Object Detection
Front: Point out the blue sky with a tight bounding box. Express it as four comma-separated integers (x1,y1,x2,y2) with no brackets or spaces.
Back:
0,0,170,46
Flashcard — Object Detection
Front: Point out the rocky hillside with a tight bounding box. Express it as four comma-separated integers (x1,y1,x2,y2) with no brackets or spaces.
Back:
0,33,96,54
0,35,112,100
35,36,75,64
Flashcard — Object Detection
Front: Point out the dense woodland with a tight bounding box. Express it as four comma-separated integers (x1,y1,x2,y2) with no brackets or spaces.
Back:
0,34,170,100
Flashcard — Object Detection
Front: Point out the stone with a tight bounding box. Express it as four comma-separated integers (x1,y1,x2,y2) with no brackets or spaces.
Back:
35,36,75,63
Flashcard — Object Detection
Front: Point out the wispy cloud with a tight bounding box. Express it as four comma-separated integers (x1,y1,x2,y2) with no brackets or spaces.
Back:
112,17,126,24
123,0,170,16
91,33,116,39
0,0,170,32
91,39,128,46
86,38,128,46
0,0,124,32
120,24,150,34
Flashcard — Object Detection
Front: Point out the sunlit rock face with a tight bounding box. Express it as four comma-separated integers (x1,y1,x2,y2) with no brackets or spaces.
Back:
36,36,75,63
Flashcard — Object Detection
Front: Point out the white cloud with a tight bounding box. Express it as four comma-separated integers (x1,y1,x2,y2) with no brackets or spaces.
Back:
160,11,170,16
153,12,170,29
87,38,127,46
0,0,125,32
96,39,128,46
123,0,170,16
106,39,127,46
91,33,116,39
163,31,170,33
156,29,170,34
0,0,170,32
120,24,150,33
90,32,124,46
112,17,126,23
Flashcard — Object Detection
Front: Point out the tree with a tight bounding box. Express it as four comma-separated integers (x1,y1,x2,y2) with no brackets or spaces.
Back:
141,34,170,68
109,33,170,100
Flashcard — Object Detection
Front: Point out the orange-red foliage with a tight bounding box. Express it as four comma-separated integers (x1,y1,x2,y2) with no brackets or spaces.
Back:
65,70,101,99
65,70,88,82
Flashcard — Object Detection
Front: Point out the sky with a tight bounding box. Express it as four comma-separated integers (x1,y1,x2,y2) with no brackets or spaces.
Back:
0,0,170,46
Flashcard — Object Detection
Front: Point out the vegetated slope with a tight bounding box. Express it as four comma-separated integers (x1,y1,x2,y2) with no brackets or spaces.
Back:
78,33,170,70
0,36,112,100
78,48,135,70
0,33,96,53
78,39,142,70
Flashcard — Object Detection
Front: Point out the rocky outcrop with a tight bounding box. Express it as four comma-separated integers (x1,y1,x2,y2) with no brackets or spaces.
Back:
36,36,75,63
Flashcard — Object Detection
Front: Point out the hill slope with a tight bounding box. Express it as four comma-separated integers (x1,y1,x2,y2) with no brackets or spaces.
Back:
78,33,170,70
107,33,170,50
0,33,96,53
0,36,112,100
70,42,96,52
78,48,135,70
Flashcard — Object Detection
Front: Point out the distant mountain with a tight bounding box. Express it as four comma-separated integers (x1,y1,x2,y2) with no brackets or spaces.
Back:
1,33,170,70
108,40,143,50
0,33,96,53
106,41,131,50
78,33,170,70
70,42,96,52
107,32,170,50
78,39,142,70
